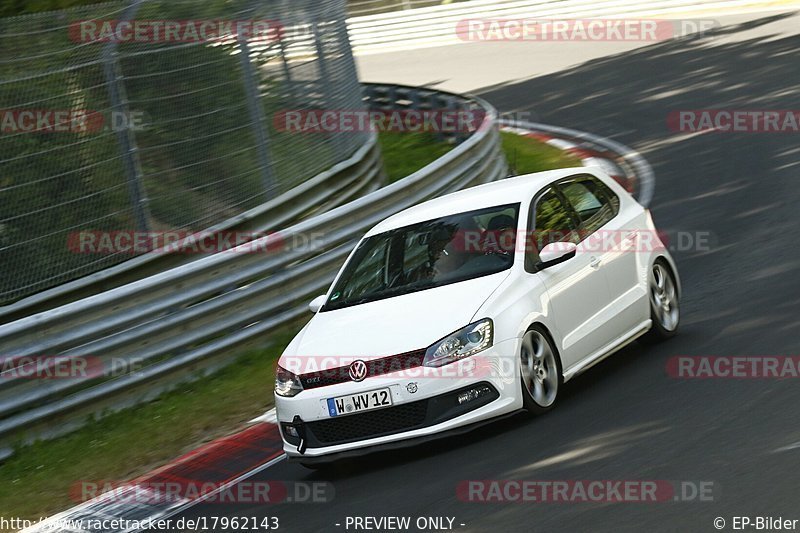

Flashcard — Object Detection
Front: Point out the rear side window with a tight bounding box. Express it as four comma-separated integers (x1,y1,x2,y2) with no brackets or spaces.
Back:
526,187,579,272
558,176,619,235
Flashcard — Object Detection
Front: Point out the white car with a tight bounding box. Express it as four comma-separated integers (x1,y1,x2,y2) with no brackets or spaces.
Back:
274,167,680,466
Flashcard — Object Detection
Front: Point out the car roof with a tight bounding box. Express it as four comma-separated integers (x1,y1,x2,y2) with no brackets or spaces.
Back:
366,166,591,235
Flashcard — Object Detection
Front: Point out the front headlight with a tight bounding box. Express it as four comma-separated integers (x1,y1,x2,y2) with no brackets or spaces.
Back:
423,319,493,367
275,365,303,397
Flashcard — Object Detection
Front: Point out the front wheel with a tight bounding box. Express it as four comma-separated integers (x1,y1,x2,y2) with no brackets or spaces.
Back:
643,260,680,342
519,327,562,414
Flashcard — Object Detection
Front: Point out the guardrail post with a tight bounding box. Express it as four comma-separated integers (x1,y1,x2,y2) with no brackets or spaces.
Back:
428,91,445,143
102,0,150,233
237,35,277,195
409,87,422,137
409,87,420,110
448,96,465,144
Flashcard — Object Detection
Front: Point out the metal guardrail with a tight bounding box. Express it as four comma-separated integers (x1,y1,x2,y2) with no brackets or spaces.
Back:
0,83,508,457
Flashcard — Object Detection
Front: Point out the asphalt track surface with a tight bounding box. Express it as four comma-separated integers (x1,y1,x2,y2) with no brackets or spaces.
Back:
171,11,800,532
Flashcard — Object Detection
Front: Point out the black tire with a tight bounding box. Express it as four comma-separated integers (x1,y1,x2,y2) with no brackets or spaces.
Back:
642,259,680,343
519,325,563,414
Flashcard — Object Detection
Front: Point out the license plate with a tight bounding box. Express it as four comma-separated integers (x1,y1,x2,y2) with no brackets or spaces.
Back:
326,388,393,417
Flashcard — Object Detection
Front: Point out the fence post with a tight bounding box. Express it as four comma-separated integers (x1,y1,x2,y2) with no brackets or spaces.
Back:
312,21,346,155
237,35,277,195
277,30,296,101
334,15,366,148
102,0,150,233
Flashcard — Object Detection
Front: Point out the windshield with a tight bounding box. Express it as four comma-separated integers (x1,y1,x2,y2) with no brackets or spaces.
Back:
323,203,519,311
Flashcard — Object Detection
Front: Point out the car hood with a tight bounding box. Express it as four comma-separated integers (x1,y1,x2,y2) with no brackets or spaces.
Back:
280,271,509,369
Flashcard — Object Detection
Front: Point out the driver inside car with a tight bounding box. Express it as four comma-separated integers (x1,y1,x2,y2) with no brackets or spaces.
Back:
407,227,458,283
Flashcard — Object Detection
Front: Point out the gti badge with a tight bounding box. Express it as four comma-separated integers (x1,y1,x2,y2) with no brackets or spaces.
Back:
348,360,367,382
406,382,418,394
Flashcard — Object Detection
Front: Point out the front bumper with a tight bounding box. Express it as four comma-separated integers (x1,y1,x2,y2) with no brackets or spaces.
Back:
275,338,520,458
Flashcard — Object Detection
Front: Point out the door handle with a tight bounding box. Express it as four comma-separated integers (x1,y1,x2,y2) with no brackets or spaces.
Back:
590,257,602,269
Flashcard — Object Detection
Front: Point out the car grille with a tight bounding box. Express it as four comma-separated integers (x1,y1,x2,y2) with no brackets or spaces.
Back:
305,399,429,444
299,349,425,389
281,382,501,450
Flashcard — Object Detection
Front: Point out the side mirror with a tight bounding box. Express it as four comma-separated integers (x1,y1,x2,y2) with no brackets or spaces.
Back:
536,242,577,271
308,294,327,313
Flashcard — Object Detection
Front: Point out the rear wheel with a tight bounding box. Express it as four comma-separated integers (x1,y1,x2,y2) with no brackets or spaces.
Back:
519,326,562,414
644,260,679,342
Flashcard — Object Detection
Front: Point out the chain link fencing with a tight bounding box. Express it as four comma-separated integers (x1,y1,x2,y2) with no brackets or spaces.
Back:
0,0,367,305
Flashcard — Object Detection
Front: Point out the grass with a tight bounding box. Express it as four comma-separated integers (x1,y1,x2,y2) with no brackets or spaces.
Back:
378,130,582,185
0,130,577,524
378,131,454,183
0,328,297,522
500,131,583,173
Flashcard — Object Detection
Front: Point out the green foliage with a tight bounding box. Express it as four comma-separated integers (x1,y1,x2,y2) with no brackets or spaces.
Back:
0,0,362,303
0,0,100,18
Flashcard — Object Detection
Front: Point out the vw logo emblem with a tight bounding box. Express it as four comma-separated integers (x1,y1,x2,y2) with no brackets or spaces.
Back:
348,360,368,382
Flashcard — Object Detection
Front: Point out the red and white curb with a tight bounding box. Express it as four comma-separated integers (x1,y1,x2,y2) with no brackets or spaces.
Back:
500,120,655,207
23,410,284,533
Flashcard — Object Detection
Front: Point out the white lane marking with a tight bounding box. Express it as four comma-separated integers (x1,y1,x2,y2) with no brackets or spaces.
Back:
774,441,800,453
249,407,278,424
126,454,287,532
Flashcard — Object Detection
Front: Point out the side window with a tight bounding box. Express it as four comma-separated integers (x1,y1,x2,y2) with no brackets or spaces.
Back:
526,187,579,272
558,177,619,235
